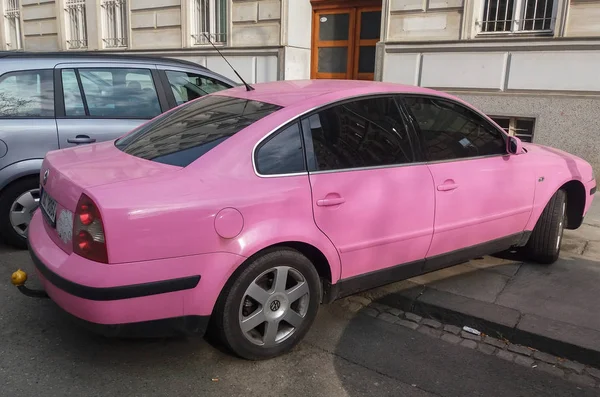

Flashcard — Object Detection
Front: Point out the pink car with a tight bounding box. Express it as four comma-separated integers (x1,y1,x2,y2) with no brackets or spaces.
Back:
15,80,596,360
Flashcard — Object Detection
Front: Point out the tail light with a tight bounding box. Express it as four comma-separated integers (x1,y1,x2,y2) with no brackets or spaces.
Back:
73,194,108,263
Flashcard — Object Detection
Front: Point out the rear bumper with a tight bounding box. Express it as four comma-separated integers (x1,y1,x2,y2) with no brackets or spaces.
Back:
29,243,208,337
26,211,244,337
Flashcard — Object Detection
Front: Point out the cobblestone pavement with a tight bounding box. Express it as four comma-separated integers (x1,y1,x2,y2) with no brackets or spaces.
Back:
340,295,600,389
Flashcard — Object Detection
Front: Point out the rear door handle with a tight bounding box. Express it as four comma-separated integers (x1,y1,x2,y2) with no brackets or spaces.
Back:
67,135,96,144
437,183,459,191
317,197,345,207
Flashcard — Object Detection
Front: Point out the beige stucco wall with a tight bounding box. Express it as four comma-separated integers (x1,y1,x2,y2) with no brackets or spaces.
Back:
21,0,60,51
386,0,463,42
565,0,600,37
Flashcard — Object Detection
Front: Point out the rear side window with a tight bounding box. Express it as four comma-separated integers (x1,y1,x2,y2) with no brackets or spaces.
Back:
116,95,281,167
62,68,162,119
0,70,54,118
255,122,306,175
302,96,414,172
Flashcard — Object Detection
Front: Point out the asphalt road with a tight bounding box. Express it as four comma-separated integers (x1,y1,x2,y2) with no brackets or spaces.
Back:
0,244,596,397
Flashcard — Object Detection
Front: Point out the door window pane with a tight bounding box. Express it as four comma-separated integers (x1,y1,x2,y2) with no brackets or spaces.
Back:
303,97,413,172
360,11,381,40
256,122,305,175
78,68,161,119
404,97,506,162
0,70,54,118
62,69,86,117
318,13,349,41
318,47,348,74
358,46,376,74
166,70,231,106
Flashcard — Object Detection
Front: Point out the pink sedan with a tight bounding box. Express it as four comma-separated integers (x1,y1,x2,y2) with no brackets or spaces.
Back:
13,80,596,360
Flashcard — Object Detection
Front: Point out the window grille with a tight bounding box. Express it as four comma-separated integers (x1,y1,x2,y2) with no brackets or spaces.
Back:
479,0,555,33
4,0,21,50
101,0,127,48
491,116,535,143
191,0,227,45
65,0,88,49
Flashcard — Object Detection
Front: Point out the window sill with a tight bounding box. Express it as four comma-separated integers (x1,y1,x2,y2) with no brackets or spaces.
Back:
475,30,555,39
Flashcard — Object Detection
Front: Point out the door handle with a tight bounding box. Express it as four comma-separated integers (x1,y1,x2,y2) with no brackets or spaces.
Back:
317,197,346,207
437,183,459,192
67,135,96,144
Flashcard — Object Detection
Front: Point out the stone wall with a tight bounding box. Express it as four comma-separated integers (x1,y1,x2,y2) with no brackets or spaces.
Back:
21,0,59,51
386,0,463,42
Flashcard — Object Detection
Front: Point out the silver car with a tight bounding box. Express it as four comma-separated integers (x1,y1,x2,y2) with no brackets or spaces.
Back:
0,51,236,248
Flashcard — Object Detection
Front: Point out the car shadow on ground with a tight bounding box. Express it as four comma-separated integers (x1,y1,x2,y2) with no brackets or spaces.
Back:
1,241,597,397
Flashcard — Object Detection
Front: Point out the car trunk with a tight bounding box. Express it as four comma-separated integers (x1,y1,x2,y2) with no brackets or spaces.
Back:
39,141,181,254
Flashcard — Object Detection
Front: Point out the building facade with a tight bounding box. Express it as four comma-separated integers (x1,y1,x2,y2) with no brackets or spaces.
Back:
1,0,600,171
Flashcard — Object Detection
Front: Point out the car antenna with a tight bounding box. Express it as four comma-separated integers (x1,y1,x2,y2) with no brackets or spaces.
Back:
203,33,254,91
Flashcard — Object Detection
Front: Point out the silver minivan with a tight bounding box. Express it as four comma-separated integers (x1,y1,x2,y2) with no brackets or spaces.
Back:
0,52,236,248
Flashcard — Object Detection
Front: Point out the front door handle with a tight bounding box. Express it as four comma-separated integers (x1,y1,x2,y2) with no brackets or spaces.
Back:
67,135,96,145
317,197,346,207
437,183,459,192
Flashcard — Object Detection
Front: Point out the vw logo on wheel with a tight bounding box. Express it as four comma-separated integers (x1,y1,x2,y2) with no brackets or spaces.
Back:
43,169,49,186
269,300,281,311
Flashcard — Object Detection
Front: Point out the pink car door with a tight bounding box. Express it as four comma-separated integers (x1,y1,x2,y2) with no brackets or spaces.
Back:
401,96,535,271
301,96,435,291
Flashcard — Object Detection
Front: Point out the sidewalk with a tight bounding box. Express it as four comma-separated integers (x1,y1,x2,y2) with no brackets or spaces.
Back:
358,194,600,368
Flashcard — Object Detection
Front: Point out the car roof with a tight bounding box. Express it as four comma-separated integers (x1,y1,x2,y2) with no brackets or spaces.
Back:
0,50,209,70
217,79,451,108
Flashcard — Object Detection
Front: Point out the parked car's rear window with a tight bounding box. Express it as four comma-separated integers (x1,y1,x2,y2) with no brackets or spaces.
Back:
115,95,282,167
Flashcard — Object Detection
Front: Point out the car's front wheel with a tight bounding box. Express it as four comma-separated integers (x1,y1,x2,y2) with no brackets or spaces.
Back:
0,177,40,249
213,248,321,360
525,189,567,264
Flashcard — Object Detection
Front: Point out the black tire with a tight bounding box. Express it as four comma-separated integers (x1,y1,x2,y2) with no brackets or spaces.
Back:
212,248,321,360
525,189,567,264
0,177,39,249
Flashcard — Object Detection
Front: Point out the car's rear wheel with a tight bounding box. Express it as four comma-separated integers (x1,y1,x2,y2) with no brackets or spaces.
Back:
213,248,321,360
525,189,567,265
0,177,40,249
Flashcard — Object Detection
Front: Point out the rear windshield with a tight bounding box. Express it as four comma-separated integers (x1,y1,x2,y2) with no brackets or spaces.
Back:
115,95,282,167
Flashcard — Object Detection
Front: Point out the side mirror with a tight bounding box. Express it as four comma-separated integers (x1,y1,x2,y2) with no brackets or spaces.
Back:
508,136,523,155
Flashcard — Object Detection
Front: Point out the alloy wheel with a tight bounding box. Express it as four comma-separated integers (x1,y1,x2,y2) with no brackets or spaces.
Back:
239,266,310,347
9,188,40,237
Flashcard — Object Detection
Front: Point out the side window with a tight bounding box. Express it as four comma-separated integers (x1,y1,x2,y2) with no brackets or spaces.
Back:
302,96,414,172
62,69,85,117
62,68,162,119
0,70,54,118
165,71,231,106
403,96,506,162
256,122,306,175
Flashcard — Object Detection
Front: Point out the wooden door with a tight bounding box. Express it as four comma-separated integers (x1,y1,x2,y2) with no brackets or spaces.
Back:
311,2,381,80
312,8,356,79
353,7,381,80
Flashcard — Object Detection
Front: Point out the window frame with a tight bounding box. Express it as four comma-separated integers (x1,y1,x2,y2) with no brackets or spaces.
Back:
398,94,510,165
253,119,308,177
100,0,128,49
54,67,170,120
64,0,88,50
188,0,228,46
3,0,23,51
476,0,559,36
0,69,55,119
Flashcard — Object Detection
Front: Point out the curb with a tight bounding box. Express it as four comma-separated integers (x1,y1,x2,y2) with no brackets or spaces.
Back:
376,285,600,369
